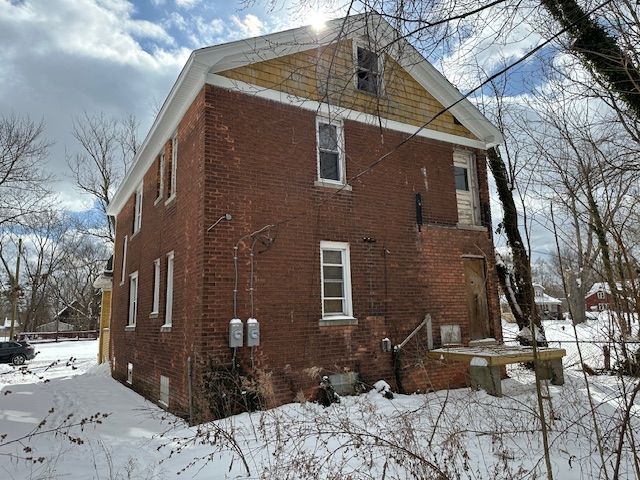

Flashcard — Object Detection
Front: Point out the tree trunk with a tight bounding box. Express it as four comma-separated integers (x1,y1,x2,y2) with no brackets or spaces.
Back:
487,147,543,343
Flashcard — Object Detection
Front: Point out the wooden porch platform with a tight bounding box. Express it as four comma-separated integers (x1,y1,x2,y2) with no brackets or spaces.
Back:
428,344,567,396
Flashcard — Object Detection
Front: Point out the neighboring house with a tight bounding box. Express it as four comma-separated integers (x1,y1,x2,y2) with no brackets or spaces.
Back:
93,257,113,364
500,284,563,322
533,284,562,320
36,320,74,332
106,14,504,420
585,282,637,313
0,318,15,339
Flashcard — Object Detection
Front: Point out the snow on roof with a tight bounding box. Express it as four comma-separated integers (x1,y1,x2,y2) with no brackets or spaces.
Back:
585,281,637,297
535,292,562,306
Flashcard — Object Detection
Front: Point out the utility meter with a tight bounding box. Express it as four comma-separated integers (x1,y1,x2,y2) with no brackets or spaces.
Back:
229,318,243,348
246,318,260,347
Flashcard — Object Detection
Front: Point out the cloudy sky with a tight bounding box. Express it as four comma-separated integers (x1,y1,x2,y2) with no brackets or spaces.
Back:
0,0,322,211
1,0,556,257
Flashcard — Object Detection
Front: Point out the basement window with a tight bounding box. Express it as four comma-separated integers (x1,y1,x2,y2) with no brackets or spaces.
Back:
320,241,353,320
127,362,133,384
159,375,169,407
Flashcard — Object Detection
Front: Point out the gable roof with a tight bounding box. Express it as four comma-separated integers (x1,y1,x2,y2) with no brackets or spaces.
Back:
107,13,503,217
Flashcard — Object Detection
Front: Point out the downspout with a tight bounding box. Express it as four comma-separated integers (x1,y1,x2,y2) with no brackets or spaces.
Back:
187,356,193,425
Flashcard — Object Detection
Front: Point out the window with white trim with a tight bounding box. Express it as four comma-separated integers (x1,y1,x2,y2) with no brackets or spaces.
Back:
454,151,480,225
156,152,164,201
598,303,608,311
597,291,605,300
354,44,381,95
320,241,353,318
159,375,169,406
120,235,128,285
133,183,143,233
128,271,138,327
164,251,174,327
168,135,178,199
151,258,160,314
127,362,133,384
316,117,345,184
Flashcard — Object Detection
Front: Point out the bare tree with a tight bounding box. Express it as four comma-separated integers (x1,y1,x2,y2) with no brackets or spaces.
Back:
0,113,51,227
68,112,139,243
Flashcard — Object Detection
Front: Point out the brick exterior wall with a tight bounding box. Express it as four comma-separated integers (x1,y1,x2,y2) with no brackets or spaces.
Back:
111,84,502,421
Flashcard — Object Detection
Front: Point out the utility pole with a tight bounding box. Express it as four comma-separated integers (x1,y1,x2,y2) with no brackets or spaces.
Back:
9,238,22,340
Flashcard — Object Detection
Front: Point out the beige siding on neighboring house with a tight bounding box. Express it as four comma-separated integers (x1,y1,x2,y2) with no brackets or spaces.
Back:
98,289,111,364
219,40,477,139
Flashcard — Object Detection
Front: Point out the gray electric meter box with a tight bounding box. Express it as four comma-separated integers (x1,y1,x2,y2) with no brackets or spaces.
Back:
246,318,260,347
229,318,243,348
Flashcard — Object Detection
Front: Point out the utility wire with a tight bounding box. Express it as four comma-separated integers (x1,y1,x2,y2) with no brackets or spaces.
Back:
265,0,616,231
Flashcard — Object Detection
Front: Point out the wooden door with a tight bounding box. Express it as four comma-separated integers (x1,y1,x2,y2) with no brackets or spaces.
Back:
464,258,491,340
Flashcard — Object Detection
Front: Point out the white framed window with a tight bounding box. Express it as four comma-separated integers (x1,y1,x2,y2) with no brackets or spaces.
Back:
133,183,143,233
164,251,174,327
168,135,178,200
120,235,128,285
320,241,353,319
151,258,161,314
127,362,133,384
156,152,164,202
128,271,138,327
353,42,383,95
597,291,605,300
454,151,480,225
316,117,345,184
159,375,169,406
598,303,608,311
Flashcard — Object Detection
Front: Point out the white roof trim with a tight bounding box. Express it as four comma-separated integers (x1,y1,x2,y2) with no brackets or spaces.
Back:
108,13,502,217
207,74,488,149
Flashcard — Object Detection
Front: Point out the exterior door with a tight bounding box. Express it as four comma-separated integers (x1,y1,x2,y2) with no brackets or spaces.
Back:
463,258,491,340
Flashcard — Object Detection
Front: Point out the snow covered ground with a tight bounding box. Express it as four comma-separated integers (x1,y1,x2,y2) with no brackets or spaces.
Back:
0,327,639,479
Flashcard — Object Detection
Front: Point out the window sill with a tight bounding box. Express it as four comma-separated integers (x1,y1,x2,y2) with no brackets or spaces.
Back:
160,325,172,332
319,317,358,327
158,400,168,408
456,224,487,232
124,325,135,332
130,230,140,240
149,312,159,319
154,196,163,206
165,195,176,206
314,180,352,191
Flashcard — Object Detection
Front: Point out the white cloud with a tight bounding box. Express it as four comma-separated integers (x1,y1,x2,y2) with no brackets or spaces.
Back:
175,0,200,9
231,14,265,37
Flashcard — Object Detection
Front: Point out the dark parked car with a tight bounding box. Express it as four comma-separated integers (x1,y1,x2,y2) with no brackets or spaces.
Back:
0,340,36,365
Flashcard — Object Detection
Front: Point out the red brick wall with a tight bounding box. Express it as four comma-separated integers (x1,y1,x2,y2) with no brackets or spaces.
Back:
111,83,502,420
111,89,206,417
195,84,501,412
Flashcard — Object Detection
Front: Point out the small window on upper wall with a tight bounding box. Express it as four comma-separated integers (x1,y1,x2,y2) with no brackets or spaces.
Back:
167,135,178,200
133,183,143,233
316,117,345,184
155,152,164,202
355,45,381,95
454,166,469,191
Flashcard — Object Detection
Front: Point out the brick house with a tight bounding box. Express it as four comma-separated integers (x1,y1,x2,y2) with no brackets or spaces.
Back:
585,282,637,313
106,14,504,421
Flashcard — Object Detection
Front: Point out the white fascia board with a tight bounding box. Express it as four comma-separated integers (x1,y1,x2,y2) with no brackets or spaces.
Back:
108,13,501,216
108,53,208,216
207,74,489,150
